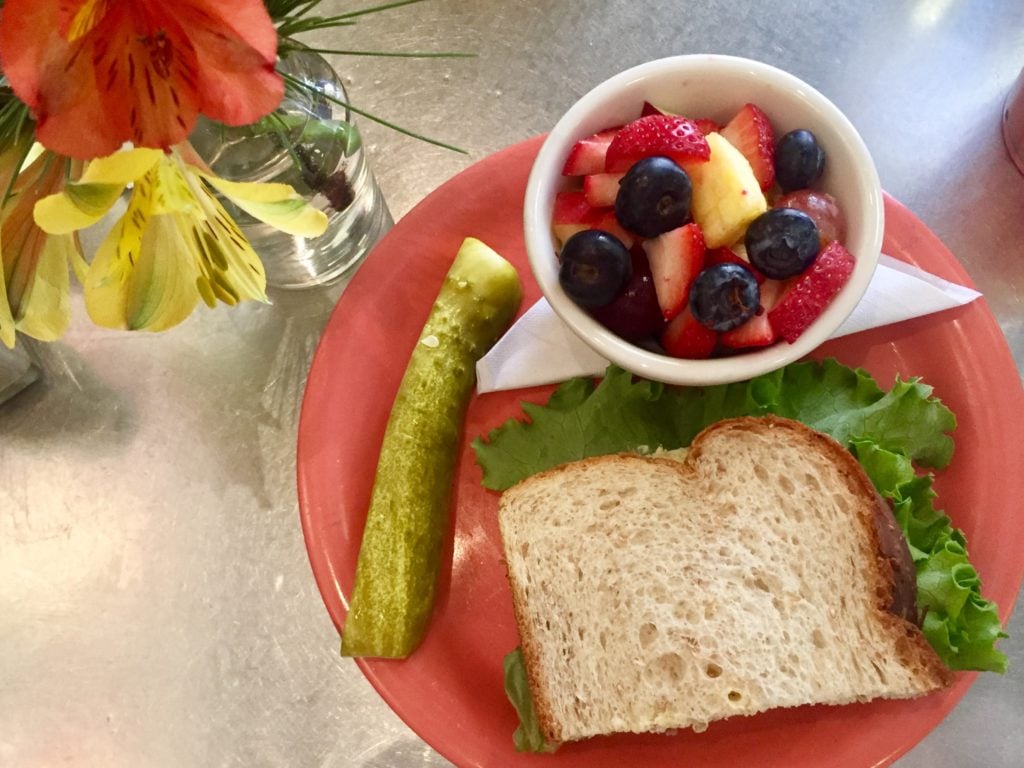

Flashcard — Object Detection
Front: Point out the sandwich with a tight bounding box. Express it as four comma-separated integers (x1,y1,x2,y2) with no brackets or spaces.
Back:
497,415,953,747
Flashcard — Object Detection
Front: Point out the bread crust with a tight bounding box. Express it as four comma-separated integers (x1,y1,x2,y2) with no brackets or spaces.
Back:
687,417,952,690
499,415,953,744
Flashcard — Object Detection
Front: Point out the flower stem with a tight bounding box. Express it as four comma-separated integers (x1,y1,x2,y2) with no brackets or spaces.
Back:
323,0,432,22
294,47,475,59
278,70,467,154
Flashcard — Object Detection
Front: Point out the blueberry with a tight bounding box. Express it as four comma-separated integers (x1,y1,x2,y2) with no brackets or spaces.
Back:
558,230,632,308
614,156,692,237
774,129,825,192
689,263,760,332
745,208,820,279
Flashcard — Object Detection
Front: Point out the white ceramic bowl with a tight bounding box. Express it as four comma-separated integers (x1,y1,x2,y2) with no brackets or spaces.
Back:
523,54,884,386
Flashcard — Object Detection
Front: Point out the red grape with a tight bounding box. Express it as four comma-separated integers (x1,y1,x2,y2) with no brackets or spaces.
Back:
589,249,665,341
774,189,847,247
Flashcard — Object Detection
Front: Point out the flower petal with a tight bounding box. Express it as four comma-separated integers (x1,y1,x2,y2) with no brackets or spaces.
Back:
82,186,146,329
202,175,329,237
35,149,163,234
0,139,34,349
149,155,204,215
80,148,164,185
0,243,17,348
0,0,53,113
12,232,75,341
0,132,36,202
192,201,268,305
0,0,143,159
0,0,281,159
84,178,201,331
35,183,124,234
175,0,283,127
68,233,91,284
126,214,203,331
185,171,268,304
2,153,76,341
83,153,269,332
90,5,204,155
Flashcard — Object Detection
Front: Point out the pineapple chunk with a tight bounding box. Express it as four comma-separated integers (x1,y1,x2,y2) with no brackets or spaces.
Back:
687,132,767,248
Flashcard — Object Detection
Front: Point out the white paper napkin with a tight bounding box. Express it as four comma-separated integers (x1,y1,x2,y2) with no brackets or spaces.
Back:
476,254,981,393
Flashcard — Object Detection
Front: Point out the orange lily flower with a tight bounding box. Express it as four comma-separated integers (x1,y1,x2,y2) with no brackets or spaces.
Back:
0,0,284,160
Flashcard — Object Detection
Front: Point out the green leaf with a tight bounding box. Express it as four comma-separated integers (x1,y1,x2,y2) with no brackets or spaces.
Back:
750,359,956,468
954,596,1010,672
850,438,916,490
300,118,361,155
257,111,363,156
922,592,1008,673
476,359,1006,675
917,536,974,620
894,476,952,556
474,359,956,490
503,648,558,753
473,369,679,490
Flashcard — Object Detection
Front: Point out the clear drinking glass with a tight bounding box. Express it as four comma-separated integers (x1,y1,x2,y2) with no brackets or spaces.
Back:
190,51,393,289
1003,67,1024,175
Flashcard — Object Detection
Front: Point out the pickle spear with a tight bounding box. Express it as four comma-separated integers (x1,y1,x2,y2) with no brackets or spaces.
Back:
341,237,522,658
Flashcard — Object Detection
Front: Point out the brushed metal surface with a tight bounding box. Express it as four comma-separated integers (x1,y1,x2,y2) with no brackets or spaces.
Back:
2,1,1022,766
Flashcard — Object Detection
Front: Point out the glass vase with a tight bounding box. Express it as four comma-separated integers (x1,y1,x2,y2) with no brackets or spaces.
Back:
190,50,393,289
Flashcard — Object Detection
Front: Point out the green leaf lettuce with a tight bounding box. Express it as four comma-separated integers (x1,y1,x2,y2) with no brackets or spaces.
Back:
475,359,1006,684
503,648,557,753
473,360,955,492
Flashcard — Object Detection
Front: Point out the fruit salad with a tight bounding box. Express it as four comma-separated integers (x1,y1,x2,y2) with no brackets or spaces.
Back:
553,101,853,358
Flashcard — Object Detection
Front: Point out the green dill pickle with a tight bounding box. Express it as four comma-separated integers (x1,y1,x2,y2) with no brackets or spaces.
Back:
341,237,522,658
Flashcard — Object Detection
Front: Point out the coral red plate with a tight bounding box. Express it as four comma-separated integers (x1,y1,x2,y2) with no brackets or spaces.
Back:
296,136,1024,768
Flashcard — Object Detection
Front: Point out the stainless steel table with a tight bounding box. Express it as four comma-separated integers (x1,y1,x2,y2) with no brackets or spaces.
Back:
2,1,1022,766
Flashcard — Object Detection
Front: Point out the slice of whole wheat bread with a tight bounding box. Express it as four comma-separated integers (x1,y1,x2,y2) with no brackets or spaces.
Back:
497,416,952,744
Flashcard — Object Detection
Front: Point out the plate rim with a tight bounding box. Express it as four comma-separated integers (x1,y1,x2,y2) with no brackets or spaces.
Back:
296,136,1024,768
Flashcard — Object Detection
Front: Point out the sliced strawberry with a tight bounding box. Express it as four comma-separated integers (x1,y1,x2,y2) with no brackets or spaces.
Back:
706,246,766,284
583,172,625,207
721,279,783,349
641,101,668,117
552,190,601,245
593,209,636,249
694,117,721,136
551,191,634,248
719,103,775,191
553,190,593,220
640,102,719,137
721,311,776,349
642,222,705,321
562,129,619,175
661,305,718,359
604,115,710,173
768,241,855,343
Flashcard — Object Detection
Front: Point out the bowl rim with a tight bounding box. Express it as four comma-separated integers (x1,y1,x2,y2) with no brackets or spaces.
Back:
523,53,884,386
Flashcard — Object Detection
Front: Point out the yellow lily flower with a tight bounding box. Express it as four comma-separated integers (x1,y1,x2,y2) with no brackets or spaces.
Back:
0,145,87,348
34,146,328,332
0,138,23,348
